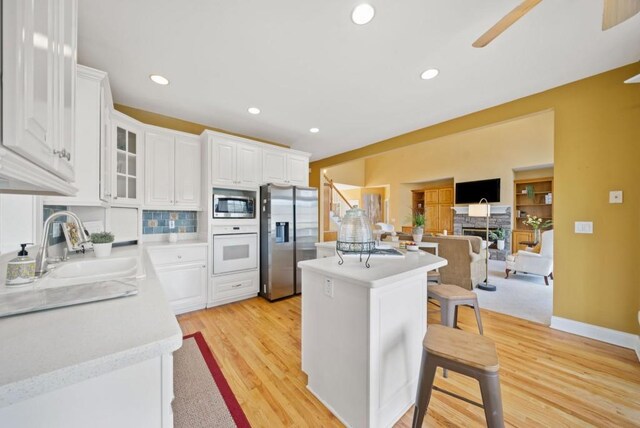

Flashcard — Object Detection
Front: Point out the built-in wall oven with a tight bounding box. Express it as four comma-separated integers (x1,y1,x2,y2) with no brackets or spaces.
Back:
211,225,258,275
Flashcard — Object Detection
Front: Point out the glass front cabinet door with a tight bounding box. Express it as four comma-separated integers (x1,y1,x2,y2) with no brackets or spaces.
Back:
112,115,142,204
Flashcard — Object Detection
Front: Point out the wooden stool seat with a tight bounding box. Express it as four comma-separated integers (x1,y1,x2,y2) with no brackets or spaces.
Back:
426,271,441,284
425,324,499,372
412,325,504,428
428,283,476,300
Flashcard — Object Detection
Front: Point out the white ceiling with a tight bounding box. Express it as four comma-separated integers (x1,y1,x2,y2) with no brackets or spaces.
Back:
77,0,640,161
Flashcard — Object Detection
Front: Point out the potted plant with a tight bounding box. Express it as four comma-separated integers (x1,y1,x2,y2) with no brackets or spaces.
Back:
91,232,115,258
412,212,425,243
489,227,508,250
522,215,552,243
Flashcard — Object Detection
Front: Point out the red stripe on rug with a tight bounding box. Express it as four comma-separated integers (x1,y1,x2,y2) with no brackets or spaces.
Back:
184,332,251,428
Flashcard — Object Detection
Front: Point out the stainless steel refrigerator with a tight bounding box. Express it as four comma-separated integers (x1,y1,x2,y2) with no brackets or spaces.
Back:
260,184,318,301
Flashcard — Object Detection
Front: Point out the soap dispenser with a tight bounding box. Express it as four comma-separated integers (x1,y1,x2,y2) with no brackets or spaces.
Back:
6,243,36,286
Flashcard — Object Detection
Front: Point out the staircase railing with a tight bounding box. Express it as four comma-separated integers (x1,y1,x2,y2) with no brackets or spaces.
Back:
323,173,353,212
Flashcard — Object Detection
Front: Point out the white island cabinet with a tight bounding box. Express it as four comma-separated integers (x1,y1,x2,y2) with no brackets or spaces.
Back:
299,252,447,428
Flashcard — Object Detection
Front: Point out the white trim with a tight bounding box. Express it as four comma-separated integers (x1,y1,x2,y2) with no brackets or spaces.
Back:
635,336,640,362
550,316,638,350
452,205,511,215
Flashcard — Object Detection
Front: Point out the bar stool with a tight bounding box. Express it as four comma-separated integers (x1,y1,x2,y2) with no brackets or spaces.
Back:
427,284,483,334
412,324,504,428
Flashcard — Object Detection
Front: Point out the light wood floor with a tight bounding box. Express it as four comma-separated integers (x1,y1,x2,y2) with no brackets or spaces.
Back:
178,296,640,427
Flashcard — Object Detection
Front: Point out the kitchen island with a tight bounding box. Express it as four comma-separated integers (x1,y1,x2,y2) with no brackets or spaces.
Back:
299,251,447,428
0,243,192,428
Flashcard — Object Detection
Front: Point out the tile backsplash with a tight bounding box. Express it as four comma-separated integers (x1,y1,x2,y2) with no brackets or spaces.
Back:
143,210,198,234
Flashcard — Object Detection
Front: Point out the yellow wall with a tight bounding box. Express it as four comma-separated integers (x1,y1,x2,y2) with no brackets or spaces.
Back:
363,110,554,226
114,104,287,147
310,63,640,334
325,159,366,187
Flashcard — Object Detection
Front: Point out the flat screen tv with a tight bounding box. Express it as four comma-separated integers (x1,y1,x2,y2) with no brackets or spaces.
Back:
455,178,500,204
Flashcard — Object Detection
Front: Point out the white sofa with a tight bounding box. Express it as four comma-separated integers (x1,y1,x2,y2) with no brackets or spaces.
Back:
505,229,553,285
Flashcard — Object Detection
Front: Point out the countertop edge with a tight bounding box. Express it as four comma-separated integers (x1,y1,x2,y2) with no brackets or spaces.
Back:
0,331,183,407
299,257,448,288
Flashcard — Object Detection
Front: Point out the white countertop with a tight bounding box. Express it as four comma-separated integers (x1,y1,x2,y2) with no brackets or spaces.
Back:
298,251,447,288
0,239,206,407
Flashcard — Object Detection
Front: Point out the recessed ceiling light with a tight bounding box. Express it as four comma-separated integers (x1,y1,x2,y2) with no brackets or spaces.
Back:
309,128,320,133
420,68,439,80
248,107,261,115
149,74,169,85
352,4,375,25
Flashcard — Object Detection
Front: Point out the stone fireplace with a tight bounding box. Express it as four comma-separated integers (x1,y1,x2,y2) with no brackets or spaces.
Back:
453,206,511,261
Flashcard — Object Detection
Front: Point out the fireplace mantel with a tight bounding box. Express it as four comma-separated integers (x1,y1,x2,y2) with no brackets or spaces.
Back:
451,205,511,215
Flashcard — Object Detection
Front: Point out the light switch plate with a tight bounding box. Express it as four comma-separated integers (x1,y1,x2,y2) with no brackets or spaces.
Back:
609,190,623,204
169,220,175,229
575,221,593,234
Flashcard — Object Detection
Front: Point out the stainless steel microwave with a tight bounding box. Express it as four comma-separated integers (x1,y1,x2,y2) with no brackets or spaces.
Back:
213,194,256,218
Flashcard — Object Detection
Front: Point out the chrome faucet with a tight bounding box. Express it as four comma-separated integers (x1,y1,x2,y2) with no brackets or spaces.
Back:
36,211,91,276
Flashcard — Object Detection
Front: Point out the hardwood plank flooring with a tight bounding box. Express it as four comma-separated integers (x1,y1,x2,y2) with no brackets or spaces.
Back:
178,297,640,427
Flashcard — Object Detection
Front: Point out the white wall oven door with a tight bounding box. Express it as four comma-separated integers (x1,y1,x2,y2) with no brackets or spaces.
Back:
212,233,258,275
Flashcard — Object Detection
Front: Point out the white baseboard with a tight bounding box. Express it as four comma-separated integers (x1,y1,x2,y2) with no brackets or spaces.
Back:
550,316,639,352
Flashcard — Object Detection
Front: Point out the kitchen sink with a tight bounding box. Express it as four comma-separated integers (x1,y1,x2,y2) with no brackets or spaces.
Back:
47,257,138,287
0,257,140,318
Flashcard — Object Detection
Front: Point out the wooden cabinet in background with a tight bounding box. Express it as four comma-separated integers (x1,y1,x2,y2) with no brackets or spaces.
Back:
411,185,454,234
425,190,438,204
512,177,553,253
512,230,534,252
438,188,453,204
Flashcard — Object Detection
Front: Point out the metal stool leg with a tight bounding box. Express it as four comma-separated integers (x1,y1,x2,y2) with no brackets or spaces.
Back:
473,299,484,335
412,350,438,428
478,371,505,428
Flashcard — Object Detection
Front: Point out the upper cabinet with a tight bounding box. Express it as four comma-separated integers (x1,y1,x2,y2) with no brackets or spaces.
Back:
145,130,201,209
112,114,143,205
263,149,309,186
210,136,262,188
1,0,78,194
44,65,109,206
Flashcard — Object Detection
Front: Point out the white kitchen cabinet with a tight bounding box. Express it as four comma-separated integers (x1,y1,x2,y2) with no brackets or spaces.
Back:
262,149,309,186
175,137,202,206
112,113,143,205
209,270,259,307
148,245,208,315
145,130,201,209
145,132,174,206
44,65,109,206
287,153,309,186
0,0,78,194
210,136,261,188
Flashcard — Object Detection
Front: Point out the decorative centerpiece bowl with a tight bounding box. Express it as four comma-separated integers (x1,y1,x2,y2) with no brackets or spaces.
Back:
336,207,375,268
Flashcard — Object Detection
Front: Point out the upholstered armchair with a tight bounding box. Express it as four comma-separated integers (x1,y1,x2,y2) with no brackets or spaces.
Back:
505,230,554,285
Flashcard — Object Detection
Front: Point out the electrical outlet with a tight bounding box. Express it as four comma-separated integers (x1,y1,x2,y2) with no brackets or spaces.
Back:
609,190,623,204
575,221,593,234
169,220,175,229
324,278,334,298
52,222,61,238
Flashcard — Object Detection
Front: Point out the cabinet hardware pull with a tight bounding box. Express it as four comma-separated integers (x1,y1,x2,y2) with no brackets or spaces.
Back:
202,265,206,268
232,283,242,288
177,255,182,258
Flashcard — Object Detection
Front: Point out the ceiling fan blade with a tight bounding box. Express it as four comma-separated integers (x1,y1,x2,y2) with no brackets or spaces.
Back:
473,0,542,48
602,0,640,30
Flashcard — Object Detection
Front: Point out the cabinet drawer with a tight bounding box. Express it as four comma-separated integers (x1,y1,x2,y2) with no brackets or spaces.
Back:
214,272,259,297
148,246,207,266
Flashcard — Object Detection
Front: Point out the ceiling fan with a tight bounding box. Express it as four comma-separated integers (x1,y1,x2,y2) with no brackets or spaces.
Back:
472,0,640,48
